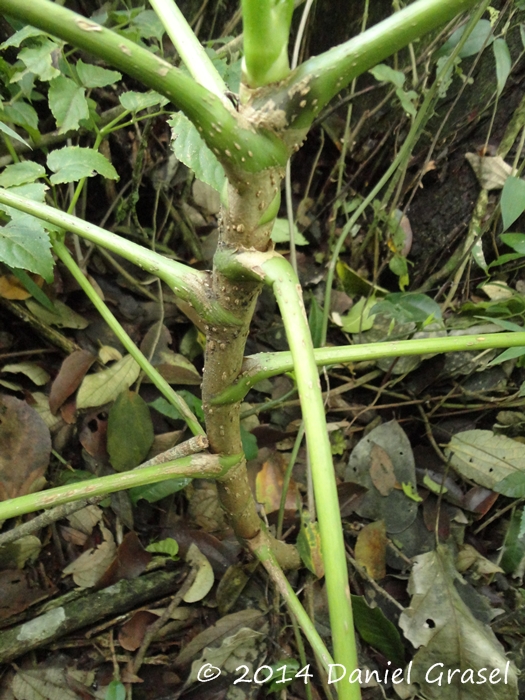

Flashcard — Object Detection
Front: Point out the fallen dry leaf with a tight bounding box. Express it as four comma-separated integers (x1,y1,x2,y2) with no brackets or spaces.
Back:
255,451,298,514
0,394,51,501
369,443,397,496
49,349,96,414
355,520,387,580
62,525,117,588
119,610,157,651
95,531,152,589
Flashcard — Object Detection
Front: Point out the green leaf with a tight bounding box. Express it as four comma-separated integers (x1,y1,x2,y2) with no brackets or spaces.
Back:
487,346,525,366
105,681,126,700
395,88,418,117
14,40,61,82
0,219,53,281
131,10,166,42
351,595,405,667
438,19,493,58
341,297,377,333
372,293,441,324
493,38,511,97
500,232,525,254
146,537,179,558
240,425,258,460
0,26,45,49
500,507,525,575
119,90,168,112
47,146,118,184
297,511,324,578
48,76,89,134
271,218,308,245
2,102,39,132
495,472,525,498
308,293,323,348
76,59,122,88
169,112,225,193
150,393,205,423
501,176,525,231
130,477,191,505
0,121,31,148
107,390,154,472
25,298,88,328
76,354,141,409
0,162,45,188
369,63,405,88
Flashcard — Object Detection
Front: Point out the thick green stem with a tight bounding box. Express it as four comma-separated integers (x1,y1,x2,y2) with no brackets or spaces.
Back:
0,187,238,326
249,0,480,131
260,255,359,700
0,0,288,172
53,238,205,437
241,0,294,88
148,0,227,99
0,453,239,521
214,332,525,405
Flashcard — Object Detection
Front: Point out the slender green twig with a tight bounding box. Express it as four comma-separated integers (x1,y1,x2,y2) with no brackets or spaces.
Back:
0,453,240,522
52,238,205,437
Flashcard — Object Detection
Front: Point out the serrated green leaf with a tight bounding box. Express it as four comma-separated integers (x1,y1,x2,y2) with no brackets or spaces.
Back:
119,90,168,112
501,176,525,231
13,40,61,82
0,219,53,281
493,38,511,96
76,59,121,88
131,10,166,41
169,112,225,193
0,162,46,188
0,121,31,148
2,102,39,132
77,354,140,409
107,390,154,472
129,476,191,505
351,595,405,667
47,146,118,184
48,76,89,134
0,26,45,50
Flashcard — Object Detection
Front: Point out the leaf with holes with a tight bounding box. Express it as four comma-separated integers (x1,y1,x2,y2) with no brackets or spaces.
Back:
445,429,525,490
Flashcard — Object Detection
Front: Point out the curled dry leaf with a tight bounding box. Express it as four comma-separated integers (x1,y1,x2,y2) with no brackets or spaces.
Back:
355,520,387,580
49,349,96,414
95,531,152,589
62,525,116,589
183,543,214,603
119,610,157,652
0,394,51,501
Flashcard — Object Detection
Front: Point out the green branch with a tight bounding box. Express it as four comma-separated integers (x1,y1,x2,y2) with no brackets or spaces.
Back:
241,0,294,88
0,453,240,522
260,255,359,700
213,332,525,405
250,0,481,130
148,0,227,99
0,187,241,326
0,0,288,172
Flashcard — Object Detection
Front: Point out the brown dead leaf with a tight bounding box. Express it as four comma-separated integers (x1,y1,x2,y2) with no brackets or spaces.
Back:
255,451,298,514
49,349,96,414
79,410,109,459
369,443,397,496
0,569,54,622
140,323,201,384
119,610,157,651
0,394,51,501
95,531,152,589
62,525,116,588
355,520,387,580
0,274,43,300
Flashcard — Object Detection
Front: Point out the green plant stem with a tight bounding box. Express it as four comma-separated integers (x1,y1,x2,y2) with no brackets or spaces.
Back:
148,0,227,99
52,238,205,437
248,532,335,674
0,187,238,326
261,255,359,700
0,0,288,173
0,453,239,522
213,331,525,405
241,0,294,88
249,0,480,130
